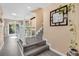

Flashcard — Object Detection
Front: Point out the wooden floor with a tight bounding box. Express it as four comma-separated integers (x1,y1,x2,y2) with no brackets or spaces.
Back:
0,36,21,56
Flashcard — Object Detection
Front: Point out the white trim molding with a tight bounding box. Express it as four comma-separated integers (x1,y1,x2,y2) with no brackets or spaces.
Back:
50,47,66,56
17,42,24,56
43,38,66,56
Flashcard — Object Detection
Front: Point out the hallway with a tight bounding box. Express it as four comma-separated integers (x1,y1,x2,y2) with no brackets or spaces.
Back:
0,36,21,56
0,3,79,56
0,35,60,56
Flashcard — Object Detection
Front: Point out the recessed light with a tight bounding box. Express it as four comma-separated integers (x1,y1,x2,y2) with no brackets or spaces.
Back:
27,6,31,9
12,13,16,16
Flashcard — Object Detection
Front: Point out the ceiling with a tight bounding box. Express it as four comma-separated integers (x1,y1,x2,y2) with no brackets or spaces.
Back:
0,3,51,20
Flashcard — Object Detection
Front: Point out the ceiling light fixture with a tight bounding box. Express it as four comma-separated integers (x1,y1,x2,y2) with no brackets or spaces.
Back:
27,6,31,9
12,13,16,16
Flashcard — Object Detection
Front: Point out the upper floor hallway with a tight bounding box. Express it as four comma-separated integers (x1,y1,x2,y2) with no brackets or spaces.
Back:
0,3,79,56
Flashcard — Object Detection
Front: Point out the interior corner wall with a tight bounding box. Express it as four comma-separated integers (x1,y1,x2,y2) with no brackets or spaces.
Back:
74,4,79,51
0,6,4,50
31,18,36,28
43,3,79,55
0,32,4,50
33,8,43,31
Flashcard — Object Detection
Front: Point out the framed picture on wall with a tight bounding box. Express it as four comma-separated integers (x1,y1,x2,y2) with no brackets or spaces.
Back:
50,5,68,26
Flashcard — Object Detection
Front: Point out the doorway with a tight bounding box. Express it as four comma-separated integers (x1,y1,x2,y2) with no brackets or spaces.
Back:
9,24,16,34
8,22,17,38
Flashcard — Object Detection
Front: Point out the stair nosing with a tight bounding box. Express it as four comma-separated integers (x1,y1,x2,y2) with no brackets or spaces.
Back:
24,45,49,56
23,40,46,47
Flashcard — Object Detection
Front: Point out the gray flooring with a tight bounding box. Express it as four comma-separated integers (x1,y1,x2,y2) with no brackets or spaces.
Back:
0,36,21,56
0,36,60,56
0,31,60,56
37,50,60,56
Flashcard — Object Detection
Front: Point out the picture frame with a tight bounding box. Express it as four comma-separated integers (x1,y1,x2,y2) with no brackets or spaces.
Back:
50,5,68,26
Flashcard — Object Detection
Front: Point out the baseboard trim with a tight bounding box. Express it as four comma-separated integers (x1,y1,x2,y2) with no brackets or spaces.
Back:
17,42,24,56
50,47,66,56
43,38,66,56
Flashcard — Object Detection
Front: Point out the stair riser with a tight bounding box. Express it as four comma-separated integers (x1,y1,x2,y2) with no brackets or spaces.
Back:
23,41,46,52
27,46,49,56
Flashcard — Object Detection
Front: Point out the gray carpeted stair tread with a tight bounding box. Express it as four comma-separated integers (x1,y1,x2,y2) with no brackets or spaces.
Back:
25,37,42,45
24,45,49,56
23,40,46,47
37,50,60,56
23,40,46,52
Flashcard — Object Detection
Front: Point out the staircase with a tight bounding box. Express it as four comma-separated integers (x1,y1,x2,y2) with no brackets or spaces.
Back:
18,38,60,56
23,40,60,56
24,40,49,56
17,27,60,56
